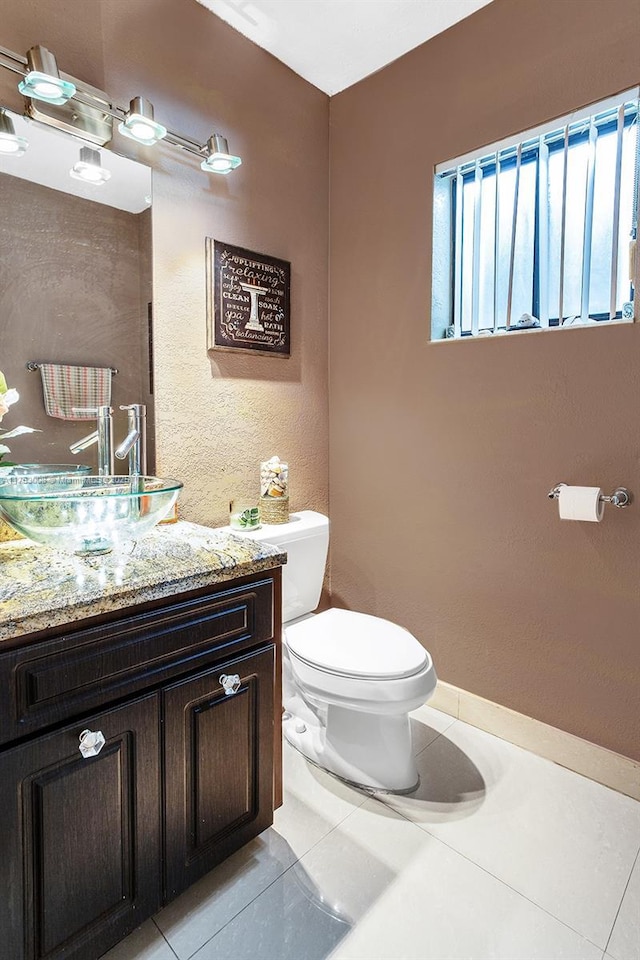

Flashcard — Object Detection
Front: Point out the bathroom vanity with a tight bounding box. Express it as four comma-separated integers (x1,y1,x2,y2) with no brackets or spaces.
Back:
0,522,285,960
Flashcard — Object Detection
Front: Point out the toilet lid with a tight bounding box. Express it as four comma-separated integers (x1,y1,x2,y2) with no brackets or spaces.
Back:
285,608,429,680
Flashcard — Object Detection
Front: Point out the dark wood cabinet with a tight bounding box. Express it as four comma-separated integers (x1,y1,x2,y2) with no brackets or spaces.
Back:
0,693,161,960
164,646,274,900
0,569,281,960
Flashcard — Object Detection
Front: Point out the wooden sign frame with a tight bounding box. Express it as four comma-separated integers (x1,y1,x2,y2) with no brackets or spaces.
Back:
206,239,290,357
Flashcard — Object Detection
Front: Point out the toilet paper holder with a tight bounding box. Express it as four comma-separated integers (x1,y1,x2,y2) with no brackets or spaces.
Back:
548,484,632,508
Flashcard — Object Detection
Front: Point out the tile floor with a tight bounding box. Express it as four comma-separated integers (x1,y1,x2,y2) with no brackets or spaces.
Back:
103,705,640,960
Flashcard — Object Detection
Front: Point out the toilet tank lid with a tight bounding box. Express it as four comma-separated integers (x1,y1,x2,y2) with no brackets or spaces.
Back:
240,510,329,545
286,608,429,680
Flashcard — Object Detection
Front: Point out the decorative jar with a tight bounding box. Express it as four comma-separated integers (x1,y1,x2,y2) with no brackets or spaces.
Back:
259,456,289,524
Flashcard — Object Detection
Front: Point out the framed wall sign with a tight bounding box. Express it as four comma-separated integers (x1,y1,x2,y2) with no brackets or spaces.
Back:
206,239,291,356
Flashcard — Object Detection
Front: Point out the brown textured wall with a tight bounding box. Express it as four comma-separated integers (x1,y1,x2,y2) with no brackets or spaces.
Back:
1,0,329,519
329,0,640,760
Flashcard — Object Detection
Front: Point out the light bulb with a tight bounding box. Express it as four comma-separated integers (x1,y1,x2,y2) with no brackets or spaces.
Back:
200,135,242,175
128,120,156,140
0,111,28,157
118,97,167,146
32,78,62,98
69,146,111,186
18,47,76,105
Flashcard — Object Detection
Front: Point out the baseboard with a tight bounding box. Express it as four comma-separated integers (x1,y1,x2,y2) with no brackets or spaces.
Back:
430,681,640,802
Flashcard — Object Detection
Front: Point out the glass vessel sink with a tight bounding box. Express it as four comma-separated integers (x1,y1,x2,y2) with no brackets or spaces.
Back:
0,475,182,554
8,463,92,477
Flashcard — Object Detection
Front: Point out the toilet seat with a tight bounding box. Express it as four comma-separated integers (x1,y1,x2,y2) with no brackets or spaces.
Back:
285,607,428,680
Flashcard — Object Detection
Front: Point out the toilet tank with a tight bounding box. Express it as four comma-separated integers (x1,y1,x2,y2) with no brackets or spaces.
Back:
244,511,329,623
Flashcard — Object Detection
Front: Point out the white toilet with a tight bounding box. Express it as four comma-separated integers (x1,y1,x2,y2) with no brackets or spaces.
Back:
245,511,437,792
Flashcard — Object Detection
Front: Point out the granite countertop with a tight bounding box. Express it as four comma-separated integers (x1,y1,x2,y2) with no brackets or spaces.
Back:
0,521,286,642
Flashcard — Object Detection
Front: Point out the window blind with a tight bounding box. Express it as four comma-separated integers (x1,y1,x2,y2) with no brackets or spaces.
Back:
432,88,640,339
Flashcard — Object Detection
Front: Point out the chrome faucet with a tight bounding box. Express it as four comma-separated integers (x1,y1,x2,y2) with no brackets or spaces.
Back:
69,405,114,475
115,404,147,476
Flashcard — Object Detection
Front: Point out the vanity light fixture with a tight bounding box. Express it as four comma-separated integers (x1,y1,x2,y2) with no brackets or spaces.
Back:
0,108,28,156
200,134,242,175
69,146,111,185
118,96,167,145
0,42,242,175
17,45,76,105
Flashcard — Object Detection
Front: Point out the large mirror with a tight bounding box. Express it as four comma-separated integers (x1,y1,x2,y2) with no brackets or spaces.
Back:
0,108,155,473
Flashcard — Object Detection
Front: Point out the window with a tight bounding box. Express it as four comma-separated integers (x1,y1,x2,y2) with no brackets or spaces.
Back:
431,90,639,340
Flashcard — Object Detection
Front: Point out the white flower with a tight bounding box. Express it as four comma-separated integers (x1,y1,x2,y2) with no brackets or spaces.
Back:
0,387,19,422
0,371,40,463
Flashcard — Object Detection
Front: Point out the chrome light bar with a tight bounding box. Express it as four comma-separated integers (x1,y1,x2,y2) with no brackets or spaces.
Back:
0,43,241,174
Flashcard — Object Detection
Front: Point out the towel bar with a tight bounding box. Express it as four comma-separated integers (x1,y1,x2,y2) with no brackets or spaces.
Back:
26,361,118,376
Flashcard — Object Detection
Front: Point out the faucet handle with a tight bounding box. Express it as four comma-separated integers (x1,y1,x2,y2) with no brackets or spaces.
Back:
72,406,111,419
115,404,147,475
69,429,99,454
71,405,113,417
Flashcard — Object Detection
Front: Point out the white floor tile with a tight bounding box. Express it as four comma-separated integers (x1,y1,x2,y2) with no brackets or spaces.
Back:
100,724,639,960
155,828,296,960
607,852,640,960
156,742,367,959
272,738,368,859
100,920,176,960
410,703,457,755
375,720,640,949
191,798,601,960
320,799,602,960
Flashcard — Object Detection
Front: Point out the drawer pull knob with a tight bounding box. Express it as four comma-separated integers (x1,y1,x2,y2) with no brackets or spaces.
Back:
220,674,241,696
78,728,106,758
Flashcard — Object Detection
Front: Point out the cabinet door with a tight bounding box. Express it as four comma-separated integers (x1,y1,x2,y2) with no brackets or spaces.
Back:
163,646,274,900
0,694,161,960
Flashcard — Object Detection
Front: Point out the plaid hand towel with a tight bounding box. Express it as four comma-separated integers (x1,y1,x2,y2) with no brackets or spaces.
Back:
39,364,112,420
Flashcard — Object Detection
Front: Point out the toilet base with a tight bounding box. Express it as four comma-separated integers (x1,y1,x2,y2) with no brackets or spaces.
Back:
282,691,420,793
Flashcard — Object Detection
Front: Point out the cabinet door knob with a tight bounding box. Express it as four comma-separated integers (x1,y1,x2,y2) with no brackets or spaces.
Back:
78,728,106,758
219,674,241,696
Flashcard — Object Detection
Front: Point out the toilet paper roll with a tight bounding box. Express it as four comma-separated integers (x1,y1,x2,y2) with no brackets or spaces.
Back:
558,485,604,522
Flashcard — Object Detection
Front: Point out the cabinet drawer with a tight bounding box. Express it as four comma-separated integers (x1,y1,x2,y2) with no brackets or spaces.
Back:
0,574,276,745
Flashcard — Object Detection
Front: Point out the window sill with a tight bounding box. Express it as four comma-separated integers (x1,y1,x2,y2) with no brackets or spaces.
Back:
429,317,635,344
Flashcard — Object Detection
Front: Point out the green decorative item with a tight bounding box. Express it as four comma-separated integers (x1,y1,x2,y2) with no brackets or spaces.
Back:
229,500,261,531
